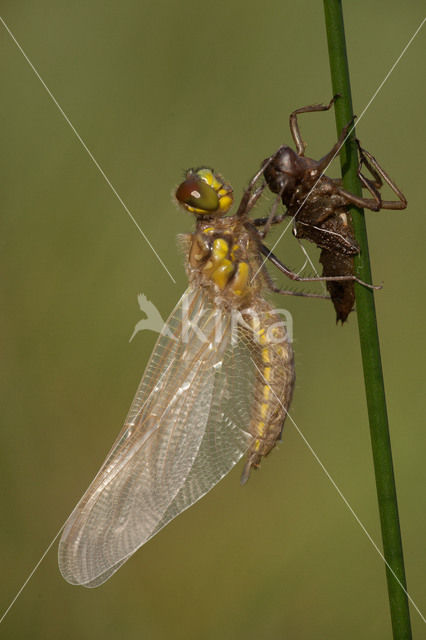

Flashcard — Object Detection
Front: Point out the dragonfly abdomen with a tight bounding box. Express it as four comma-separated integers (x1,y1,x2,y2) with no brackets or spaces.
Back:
240,300,295,484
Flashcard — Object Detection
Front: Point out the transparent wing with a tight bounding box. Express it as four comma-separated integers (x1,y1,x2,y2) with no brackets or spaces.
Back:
58,287,256,587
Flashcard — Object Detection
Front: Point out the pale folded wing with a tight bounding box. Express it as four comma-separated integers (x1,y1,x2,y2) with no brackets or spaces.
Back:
58,286,256,587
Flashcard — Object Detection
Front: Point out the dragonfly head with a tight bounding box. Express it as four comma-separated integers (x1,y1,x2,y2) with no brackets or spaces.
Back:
175,167,233,217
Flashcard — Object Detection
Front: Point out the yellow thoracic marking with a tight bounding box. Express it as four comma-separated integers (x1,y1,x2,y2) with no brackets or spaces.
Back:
230,243,239,259
201,240,251,294
204,238,229,273
202,227,214,234
212,238,229,258
211,260,234,289
263,367,271,381
230,261,249,296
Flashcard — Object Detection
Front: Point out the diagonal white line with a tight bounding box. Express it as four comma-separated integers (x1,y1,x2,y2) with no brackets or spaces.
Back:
0,335,179,624
250,355,426,624
0,524,65,626
0,16,176,284
255,16,426,285
1,10,424,629
354,16,426,131
286,410,425,623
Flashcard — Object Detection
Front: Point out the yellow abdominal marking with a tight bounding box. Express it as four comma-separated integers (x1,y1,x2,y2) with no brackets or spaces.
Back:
271,327,281,340
260,402,268,419
261,348,270,363
254,422,265,451
258,332,267,345
253,338,275,450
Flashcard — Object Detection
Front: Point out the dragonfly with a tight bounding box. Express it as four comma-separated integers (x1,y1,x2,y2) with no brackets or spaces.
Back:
58,163,376,588
260,96,407,322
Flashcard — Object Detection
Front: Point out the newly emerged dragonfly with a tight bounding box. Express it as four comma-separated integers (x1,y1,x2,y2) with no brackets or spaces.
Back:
261,97,407,322
58,164,377,588
59,166,296,587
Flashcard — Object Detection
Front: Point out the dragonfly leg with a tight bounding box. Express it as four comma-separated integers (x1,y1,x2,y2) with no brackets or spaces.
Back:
259,255,330,298
261,244,381,290
252,211,287,228
255,193,286,238
235,163,269,218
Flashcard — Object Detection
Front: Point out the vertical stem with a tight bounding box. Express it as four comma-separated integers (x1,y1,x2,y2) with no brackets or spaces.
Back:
323,2,412,638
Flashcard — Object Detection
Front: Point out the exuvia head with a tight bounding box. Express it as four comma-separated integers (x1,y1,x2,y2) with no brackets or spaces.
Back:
263,146,304,204
175,167,233,216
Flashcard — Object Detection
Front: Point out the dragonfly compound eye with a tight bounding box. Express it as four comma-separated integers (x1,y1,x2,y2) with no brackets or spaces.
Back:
176,175,220,213
176,167,233,215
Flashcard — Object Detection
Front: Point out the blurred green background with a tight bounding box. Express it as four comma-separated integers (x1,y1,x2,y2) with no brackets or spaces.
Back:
1,2,425,638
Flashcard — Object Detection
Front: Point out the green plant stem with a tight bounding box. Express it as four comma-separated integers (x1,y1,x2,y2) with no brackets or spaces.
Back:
323,2,412,638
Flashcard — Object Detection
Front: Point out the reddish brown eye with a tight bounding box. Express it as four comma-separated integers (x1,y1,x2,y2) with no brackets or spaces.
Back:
176,176,220,212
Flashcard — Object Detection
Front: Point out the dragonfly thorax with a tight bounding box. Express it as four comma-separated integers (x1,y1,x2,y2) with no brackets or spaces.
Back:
188,220,258,306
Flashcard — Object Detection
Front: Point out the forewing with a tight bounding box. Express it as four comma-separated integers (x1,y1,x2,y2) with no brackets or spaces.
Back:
58,287,256,587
